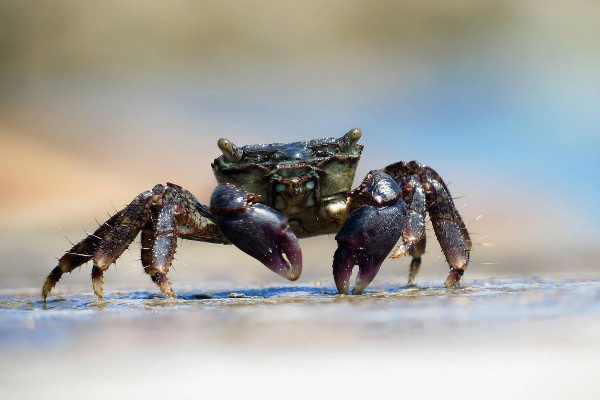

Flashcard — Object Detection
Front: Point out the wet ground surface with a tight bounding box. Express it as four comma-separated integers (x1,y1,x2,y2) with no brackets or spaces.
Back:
2,276,600,399
2,277,599,331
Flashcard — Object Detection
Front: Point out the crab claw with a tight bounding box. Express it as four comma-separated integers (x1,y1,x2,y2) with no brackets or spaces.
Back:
333,171,406,294
211,184,302,280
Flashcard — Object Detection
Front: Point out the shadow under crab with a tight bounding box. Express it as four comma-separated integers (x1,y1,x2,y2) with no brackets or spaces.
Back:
42,128,471,301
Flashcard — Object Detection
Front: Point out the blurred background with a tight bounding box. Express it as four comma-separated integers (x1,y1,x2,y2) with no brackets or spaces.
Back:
0,0,598,290
2,2,600,398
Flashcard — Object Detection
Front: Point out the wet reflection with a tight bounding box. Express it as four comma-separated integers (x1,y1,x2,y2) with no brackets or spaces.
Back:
1,277,599,350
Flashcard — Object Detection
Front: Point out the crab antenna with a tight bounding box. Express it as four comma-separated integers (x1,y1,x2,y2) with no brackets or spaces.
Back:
338,128,362,152
218,138,243,162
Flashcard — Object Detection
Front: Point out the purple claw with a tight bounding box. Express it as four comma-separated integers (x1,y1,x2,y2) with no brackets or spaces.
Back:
211,184,302,280
334,204,405,294
333,171,406,294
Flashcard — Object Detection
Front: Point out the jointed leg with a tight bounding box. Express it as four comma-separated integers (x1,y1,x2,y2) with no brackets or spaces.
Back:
383,174,428,284
420,172,471,286
408,236,426,285
43,211,121,300
44,181,303,301
90,192,159,298
43,186,162,300
383,161,471,287
141,199,179,297
42,183,225,301
137,184,228,297
390,175,427,259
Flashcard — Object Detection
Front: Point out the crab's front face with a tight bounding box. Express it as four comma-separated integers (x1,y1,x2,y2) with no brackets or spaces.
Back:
211,129,364,236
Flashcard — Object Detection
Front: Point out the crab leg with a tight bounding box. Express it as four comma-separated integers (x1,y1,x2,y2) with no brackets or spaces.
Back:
43,211,121,300
384,175,428,284
333,170,406,294
139,184,226,297
383,161,471,287
143,199,179,297
420,173,471,287
210,184,302,280
407,235,426,285
390,176,427,257
42,183,225,301
90,192,157,298
42,186,161,301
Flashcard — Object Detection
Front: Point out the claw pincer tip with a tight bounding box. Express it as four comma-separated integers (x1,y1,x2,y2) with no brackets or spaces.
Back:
333,171,406,294
211,184,303,280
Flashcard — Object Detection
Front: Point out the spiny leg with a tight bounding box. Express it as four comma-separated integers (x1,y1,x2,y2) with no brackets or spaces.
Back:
141,183,227,297
90,188,159,298
140,224,153,276
389,175,427,284
383,161,471,287
408,235,426,285
420,172,471,287
43,185,162,301
43,183,227,301
415,163,471,255
390,175,427,257
42,211,123,300
141,221,176,298
144,199,178,297
91,221,151,298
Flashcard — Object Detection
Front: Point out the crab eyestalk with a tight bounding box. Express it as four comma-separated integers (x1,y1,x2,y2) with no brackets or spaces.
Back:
218,138,243,162
338,128,362,152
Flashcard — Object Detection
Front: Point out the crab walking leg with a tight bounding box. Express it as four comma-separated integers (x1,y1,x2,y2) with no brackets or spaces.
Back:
140,226,154,282
148,199,181,297
90,190,158,298
383,161,471,287
42,211,123,300
141,185,226,297
420,173,472,287
42,186,162,301
333,171,406,294
419,164,472,249
168,183,226,245
389,175,427,259
42,183,226,301
210,184,302,280
408,236,426,285
388,175,427,284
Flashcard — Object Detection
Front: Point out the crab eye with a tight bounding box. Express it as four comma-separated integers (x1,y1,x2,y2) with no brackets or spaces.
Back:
338,128,362,152
218,138,243,162
218,138,232,152
305,181,315,190
348,128,362,141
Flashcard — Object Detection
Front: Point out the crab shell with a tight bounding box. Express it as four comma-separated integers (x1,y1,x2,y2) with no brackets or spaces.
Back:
211,130,364,238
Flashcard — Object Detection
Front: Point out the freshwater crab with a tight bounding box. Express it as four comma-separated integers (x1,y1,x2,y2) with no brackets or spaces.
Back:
42,128,471,301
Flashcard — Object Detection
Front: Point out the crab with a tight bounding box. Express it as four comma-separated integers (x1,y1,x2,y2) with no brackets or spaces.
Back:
42,128,471,301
